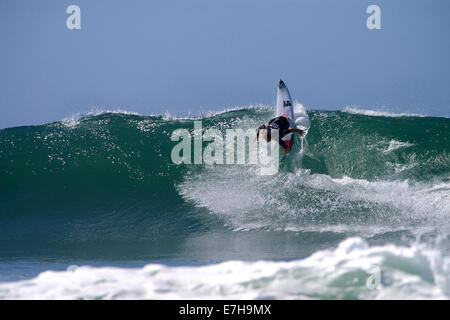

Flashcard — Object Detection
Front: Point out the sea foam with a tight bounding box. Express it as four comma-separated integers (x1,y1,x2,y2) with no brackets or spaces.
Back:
0,237,447,300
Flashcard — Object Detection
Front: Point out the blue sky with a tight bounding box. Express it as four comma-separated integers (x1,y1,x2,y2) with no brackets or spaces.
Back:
1,0,449,128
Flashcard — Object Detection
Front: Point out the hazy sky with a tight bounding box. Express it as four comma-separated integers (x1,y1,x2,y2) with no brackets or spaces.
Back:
1,0,449,128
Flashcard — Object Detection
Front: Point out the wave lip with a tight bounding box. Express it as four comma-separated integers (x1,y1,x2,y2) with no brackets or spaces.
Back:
341,107,426,118
60,108,142,127
0,237,447,300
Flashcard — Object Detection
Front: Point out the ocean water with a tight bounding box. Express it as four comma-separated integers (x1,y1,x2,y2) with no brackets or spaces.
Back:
0,106,449,299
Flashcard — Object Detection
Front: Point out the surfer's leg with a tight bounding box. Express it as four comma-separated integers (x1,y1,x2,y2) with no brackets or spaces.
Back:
279,139,289,152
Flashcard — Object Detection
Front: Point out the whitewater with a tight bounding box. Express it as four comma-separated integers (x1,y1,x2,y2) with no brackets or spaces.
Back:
0,105,449,299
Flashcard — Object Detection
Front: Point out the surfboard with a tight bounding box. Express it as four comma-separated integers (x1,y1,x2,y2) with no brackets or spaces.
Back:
276,79,295,152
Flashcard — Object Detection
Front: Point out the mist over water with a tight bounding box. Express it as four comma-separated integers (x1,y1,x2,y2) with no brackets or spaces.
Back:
0,106,449,299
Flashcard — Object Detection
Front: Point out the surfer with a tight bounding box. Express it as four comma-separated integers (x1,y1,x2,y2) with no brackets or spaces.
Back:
256,113,305,154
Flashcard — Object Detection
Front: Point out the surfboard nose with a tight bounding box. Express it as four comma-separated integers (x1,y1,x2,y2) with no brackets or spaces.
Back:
278,79,286,89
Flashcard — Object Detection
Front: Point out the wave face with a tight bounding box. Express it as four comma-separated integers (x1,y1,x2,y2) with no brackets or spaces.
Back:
1,237,449,299
0,107,449,263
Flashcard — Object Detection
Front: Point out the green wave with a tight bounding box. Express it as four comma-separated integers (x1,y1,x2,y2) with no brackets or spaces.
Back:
0,108,448,259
